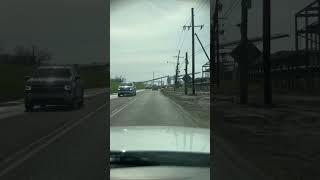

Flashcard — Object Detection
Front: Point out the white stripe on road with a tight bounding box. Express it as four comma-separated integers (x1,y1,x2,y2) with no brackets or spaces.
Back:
0,102,107,177
111,98,137,118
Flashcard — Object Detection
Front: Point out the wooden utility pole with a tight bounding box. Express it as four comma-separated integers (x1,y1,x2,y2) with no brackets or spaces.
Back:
263,0,272,105
174,50,181,91
183,8,204,95
211,0,218,95
239,0,249,104
216,3,220,88
191,8,196,95
152,72,155,87
185,52,188,95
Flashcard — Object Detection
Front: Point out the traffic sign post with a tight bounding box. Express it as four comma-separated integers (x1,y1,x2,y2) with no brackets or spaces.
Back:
231,42,261,63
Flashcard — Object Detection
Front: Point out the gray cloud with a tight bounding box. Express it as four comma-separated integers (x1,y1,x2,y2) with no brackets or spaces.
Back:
0,0,109,64
111,0,210,81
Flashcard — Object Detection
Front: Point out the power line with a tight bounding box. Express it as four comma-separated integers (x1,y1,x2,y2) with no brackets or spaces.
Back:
195,0,209,15
223,0,241,18
176,10,193,51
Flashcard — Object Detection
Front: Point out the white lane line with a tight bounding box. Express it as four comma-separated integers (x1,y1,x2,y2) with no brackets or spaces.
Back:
0,102,107,177
110,98,137,118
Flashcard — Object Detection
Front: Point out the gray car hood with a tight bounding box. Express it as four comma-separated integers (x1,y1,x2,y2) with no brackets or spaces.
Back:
27,77,72,85
110,126,210,153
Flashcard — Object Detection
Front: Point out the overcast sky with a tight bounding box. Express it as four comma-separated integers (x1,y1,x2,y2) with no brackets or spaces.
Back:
111,0,315,82
0,0,108,64
111,0,210,82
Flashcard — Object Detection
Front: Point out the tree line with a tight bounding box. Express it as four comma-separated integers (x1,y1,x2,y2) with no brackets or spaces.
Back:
0,45,51,65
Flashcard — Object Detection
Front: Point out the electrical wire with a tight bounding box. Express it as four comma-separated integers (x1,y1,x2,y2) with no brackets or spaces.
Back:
223,0,241,18
195,0,209,15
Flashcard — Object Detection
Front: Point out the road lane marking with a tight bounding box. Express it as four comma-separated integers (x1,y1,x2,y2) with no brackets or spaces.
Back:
111,98,137,118
0,102,107,177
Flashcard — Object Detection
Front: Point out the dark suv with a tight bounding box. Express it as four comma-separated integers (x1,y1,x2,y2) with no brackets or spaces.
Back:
24,65,84,111
118,82,136,97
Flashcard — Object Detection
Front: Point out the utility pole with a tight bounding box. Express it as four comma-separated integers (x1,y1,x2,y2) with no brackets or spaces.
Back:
32,45,37,66
152,72,154,87
174,50,182,91
191,8,195,95
212,0,222,89
263,0,272,105
239,0,249,104
211,0,217,96
185,52,188,95
216,2,220,88
183,8,203,95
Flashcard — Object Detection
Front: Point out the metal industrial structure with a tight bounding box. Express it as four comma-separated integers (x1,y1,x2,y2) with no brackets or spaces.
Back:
295,0,320,53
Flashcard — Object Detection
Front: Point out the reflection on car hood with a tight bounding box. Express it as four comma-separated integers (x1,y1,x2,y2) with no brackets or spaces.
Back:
110,126,210,153
27,77,71,85
118,86,132,89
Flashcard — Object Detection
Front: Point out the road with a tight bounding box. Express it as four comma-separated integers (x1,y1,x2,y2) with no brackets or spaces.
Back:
0,89,108,180
0,88,267,180
111,89,269,179
110,89,199,127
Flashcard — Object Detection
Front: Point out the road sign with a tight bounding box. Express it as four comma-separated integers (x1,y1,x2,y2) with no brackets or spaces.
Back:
182,75,192,82
230,42,261,63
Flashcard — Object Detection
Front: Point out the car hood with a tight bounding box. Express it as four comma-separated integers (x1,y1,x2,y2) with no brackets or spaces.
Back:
118,86,133,89
110,126,210,153
27,77,72,85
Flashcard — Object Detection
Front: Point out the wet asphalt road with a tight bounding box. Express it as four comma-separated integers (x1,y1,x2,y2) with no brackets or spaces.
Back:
0,88,265,180
110,89,199,127
0,92,108,180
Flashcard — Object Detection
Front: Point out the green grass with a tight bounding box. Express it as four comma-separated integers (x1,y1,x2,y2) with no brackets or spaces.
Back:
0,64,34,101
79,68,108,89
110,80,120,94
0,64,108,102
135,82,145,90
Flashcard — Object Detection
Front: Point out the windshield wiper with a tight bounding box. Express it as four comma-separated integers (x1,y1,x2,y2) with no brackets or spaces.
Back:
110,154,160,167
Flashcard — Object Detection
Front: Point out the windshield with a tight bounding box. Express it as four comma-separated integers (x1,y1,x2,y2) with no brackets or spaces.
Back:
110,0,210,170
33,68,72,78
120,83,133,86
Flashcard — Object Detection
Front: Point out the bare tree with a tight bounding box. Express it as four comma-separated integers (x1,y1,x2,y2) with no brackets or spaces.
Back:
32,45,52,65
113,76,126,83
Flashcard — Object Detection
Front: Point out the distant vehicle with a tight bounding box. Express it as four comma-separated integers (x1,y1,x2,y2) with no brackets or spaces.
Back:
145,85,152,89
152,85,159,91
24,65,84,111
118,82,136,97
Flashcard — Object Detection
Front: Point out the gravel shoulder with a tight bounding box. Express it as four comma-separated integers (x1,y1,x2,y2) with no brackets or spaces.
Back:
161,88,209,128
213,92,320,180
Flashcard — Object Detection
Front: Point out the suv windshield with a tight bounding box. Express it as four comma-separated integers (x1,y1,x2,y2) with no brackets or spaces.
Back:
33,68,72,78
120,83,133,86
